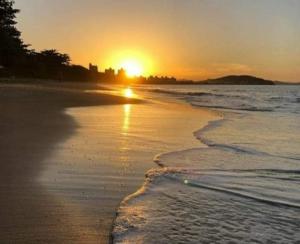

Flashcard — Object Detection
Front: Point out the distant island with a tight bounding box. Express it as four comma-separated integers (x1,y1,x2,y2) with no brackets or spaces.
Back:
196,75,276,85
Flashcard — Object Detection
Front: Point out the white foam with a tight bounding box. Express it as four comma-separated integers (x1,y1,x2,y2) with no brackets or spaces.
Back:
113,85,300,243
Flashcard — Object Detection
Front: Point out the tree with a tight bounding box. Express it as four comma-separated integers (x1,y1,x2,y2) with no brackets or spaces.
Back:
31,49,70,79
0,0,27,68
39,49,70,67
0,1,89,81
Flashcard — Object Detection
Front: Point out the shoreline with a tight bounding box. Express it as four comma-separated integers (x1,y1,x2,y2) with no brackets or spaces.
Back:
110,104,221,243
0,82,140,243
60,100,216,243
111,86,300,244
111,106,223,243
0,81,218,243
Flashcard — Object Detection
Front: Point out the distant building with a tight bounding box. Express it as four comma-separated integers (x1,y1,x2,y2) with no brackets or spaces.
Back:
103,68,115,81
104,68,115,76
89,63,98,73
117,68,126,78
116,68,127,83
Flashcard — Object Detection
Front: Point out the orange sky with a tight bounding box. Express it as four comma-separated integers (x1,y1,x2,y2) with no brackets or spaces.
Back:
15,0,300,82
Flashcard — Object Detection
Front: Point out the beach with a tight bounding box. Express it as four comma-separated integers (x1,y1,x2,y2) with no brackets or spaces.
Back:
0,81,138,243
1,82,299,243
0,81,216,243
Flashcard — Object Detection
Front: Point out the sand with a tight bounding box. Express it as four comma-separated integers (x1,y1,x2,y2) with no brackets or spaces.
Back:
0,81,139,243
0,81,216,243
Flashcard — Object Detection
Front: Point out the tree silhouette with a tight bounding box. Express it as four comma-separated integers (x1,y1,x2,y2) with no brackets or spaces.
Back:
0,1,90,81
37,49,70,79
39,49,70,67
0,0,179,83
0,0,27,68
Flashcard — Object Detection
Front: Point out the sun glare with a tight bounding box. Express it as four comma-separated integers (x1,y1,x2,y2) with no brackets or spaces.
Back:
121,59,143,77
123,87,134,98
104,50,153,77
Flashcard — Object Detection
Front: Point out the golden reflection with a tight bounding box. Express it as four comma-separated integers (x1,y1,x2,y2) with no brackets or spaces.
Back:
123,87,134,98
120,104,132,168
122,104,131,133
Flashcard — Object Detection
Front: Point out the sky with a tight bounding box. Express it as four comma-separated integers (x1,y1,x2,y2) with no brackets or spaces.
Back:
15,0,300,82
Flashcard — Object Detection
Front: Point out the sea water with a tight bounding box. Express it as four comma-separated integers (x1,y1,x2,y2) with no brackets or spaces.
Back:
113,85,300,243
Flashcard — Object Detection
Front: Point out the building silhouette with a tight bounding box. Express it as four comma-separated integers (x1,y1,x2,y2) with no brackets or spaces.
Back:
89,63,98,73
117,68,126,82
103,68,115,81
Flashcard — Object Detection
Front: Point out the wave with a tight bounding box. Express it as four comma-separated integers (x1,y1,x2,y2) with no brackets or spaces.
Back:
203,142,300,161
112,167,300,243
116,167,300,210
179,176,300,209
145,87,300,113
146,88,276,112
269,96,300,103
147,88,246,98
113,86,300,243
113,110,300,243
190,102,274,112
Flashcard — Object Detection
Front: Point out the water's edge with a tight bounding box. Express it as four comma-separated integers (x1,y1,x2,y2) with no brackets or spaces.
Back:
110,106,224,243
111,85,300,243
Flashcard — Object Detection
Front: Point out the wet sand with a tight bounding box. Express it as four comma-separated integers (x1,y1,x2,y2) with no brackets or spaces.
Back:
0,82,138,243
0,82,216,243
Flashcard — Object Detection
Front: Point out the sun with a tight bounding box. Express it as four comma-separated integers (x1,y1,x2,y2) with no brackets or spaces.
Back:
120,59,143,77
103,49,153,78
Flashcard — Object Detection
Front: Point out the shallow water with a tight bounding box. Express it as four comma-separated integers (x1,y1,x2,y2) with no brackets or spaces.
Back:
39,100,214,242
114,170,299,244
113,85,300,243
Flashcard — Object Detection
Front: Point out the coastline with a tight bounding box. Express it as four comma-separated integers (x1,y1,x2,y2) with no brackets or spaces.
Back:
0,81,217,243
111,106,223,243
47,99,216,243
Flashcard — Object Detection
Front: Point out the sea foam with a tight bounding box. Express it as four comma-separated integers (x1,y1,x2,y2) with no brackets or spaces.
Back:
113,85,300,243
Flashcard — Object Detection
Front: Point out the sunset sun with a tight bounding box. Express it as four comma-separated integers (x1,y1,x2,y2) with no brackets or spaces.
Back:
120,59,143,77
104,49,153,78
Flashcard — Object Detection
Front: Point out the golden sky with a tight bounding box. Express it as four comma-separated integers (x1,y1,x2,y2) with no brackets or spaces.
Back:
16,0,300,82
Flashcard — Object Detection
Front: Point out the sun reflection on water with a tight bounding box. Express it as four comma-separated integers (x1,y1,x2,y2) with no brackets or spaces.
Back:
120,104,132,171
122,104,131,134
123,88,134,98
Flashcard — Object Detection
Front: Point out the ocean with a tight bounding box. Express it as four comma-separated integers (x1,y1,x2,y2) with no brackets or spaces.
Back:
113,85,300,243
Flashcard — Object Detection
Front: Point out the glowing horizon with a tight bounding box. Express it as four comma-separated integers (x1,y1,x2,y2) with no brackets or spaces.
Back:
102,49,153,77
15,0,300,82
120,59,142,77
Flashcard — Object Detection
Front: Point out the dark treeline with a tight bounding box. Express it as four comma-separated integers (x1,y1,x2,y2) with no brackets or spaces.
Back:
0,0,96,81
0,0,179,84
